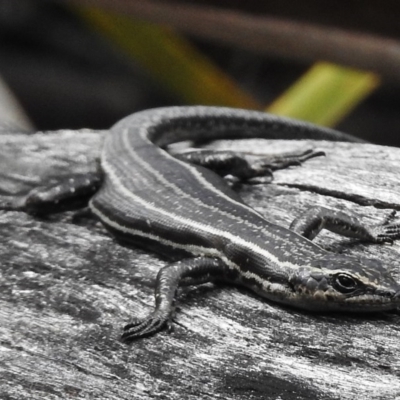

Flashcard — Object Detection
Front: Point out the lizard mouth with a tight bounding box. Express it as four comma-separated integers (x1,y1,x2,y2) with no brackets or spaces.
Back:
339,290,400,311
375,288,400,300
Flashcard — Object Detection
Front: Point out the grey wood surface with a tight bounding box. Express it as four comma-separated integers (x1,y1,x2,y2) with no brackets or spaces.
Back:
1,129,400,400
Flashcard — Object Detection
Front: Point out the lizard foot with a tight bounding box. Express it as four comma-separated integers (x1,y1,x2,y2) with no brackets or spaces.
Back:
252,148,325,173
370,211,400,243
121,311,171,342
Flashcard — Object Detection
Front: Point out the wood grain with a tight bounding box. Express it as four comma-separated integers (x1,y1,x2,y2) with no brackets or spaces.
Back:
1,130,400,399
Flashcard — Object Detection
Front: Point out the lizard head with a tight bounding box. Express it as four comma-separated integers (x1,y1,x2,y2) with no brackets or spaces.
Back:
288,253,400,312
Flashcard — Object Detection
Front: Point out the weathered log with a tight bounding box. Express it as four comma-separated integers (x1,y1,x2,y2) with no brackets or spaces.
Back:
1,129,400,399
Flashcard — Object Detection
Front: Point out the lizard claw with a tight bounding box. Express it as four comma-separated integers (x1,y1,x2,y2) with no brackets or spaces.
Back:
371,211,400,243
380,210,397,225
121,311,171,342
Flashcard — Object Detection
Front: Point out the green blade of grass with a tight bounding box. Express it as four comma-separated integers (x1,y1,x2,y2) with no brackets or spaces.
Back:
75,6,261,109
267,62,380,127
74,6,378,127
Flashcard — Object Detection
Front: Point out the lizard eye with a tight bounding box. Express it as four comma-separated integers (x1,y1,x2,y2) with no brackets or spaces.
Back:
332,273,358,293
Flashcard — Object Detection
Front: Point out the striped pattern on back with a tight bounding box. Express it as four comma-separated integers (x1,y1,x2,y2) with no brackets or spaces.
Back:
90,107,357,281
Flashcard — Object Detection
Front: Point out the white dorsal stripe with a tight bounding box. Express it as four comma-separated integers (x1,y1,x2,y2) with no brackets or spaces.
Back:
98,153,304,272
133,126,266,218
115,125,268,231
90,202,286,289
120,123,321,254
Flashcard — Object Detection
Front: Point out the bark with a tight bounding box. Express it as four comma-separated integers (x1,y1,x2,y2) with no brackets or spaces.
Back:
1,129,400,399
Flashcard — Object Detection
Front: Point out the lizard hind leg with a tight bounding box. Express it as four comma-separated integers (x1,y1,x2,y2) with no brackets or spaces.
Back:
0,171,102,215
121,257,228,342
174,148,324,181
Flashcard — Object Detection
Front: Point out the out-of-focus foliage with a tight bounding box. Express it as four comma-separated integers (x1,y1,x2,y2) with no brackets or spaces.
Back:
268,62,380,127
76,6,379,128
77,6,261,109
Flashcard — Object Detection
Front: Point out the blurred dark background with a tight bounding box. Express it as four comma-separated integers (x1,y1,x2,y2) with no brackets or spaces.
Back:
0,0,399,145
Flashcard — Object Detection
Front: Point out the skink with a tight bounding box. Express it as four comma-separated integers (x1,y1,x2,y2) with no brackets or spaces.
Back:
5,106,400,341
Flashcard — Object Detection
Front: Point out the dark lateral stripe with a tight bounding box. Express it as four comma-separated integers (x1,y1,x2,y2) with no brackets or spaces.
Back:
90,188,221,251
90,106,340,286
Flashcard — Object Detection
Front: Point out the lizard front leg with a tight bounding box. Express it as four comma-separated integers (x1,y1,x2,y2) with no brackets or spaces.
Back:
121,257,229,342
290,206,400,243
